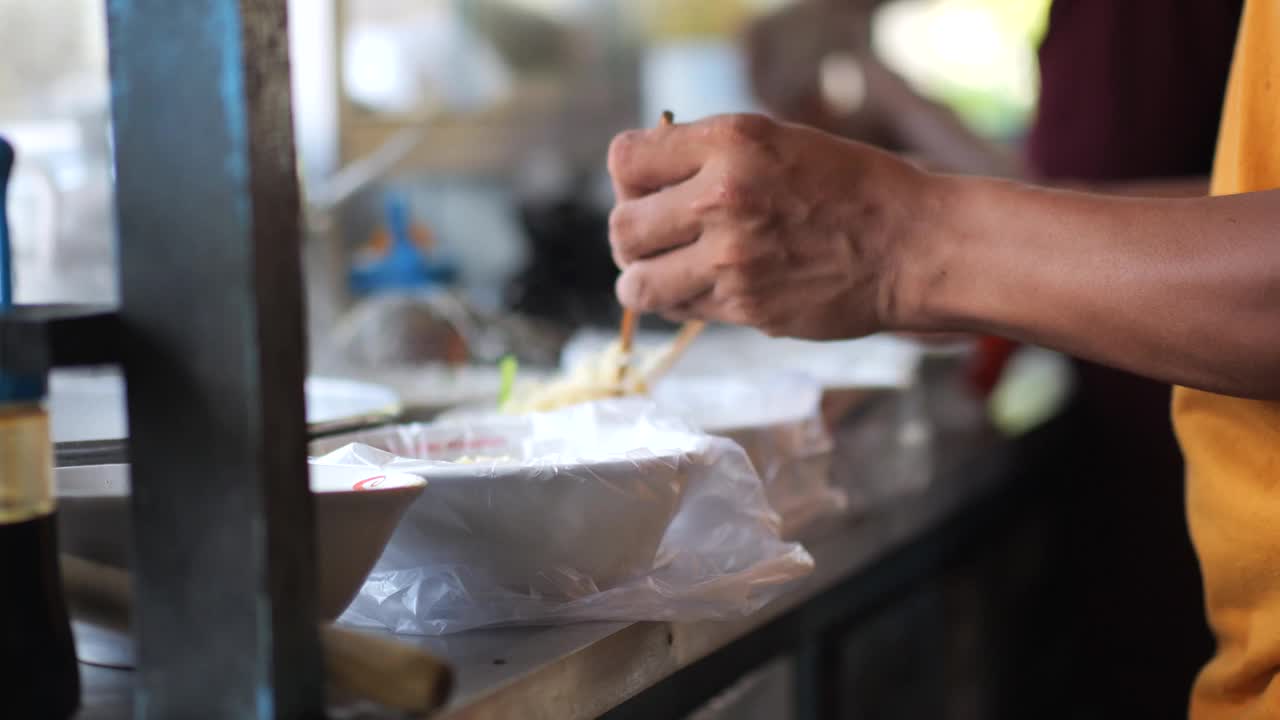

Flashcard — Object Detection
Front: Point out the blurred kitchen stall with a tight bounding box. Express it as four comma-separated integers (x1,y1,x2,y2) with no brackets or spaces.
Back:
0,0,1049,381
0,0,115,306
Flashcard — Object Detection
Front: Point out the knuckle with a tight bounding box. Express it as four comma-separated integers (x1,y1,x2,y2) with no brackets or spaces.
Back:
716,237,751,268
617,270,658,312
607,130,643,177
608,204,635,242
715,233,766,269
608,204,648,265
701,174,754,214
720,288,767,327
615,272,639,308
610,244,628,270
713,113,775,146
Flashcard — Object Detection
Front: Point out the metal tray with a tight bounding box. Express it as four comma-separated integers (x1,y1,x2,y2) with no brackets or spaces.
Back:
50,369,401,466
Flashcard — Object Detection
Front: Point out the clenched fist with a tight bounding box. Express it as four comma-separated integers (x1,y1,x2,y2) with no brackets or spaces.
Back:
607,113,936,340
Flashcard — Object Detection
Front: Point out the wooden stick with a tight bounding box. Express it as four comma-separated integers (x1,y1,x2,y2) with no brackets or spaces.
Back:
616,110,676,386
616,306,638,385
60,555,454,716
60,554,133,632
643,320,706,385
321,625,453,715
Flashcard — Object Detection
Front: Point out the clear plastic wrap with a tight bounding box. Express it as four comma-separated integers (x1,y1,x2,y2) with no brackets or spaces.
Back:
650,373,845,535
561,327,924,390
310,399,814,635
324,291,567,370
443,372,845,536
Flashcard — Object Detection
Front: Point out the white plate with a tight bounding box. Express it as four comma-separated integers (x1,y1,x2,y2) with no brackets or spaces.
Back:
48,368,402,444
319,363,554,417
561,327,924,391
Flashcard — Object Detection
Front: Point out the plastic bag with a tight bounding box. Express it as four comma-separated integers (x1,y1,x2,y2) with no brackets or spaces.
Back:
310,399,814,635
650,373,846,535
562,326,924,390
440,372,844,536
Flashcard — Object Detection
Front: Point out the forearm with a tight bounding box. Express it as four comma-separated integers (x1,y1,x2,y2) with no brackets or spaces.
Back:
1049,176,1210,198
900,177,1280,398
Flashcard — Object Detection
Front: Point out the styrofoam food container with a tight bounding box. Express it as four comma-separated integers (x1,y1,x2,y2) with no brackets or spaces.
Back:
55,463,425,620
310,416,696,598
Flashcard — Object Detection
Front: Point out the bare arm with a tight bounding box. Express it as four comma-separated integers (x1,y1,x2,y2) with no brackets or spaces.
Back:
606,115,1280,399
1048,176,1210,198
898,178,1280,398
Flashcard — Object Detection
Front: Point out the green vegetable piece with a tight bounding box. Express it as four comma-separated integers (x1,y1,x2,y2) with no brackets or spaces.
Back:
498,355,518,408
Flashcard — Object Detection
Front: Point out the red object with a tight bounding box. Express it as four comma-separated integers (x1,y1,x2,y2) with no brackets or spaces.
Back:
966,335,1017,397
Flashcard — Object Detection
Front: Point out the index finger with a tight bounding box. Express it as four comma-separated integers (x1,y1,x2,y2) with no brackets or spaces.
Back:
607,122,710,200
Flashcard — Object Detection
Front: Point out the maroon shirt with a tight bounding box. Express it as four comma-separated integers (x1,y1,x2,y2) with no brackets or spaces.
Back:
1023,3,1242,718
1027,0,1242,181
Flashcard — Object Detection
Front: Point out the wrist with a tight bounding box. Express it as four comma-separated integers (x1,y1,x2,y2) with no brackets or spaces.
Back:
880,170,973,333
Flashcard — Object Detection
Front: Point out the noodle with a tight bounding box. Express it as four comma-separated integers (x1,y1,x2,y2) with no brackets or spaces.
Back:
502,340,664,413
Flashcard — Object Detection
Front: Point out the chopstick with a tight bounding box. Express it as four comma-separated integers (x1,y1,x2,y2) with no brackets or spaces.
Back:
642,319,706,385
616,110,676,386
616,305,638,386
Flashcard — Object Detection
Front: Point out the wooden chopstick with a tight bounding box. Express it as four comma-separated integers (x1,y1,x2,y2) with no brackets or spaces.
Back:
642,320,706,385
616,306,638,386
616,110,676,386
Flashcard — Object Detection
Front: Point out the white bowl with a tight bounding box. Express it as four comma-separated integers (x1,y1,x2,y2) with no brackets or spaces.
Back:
55,463,425,620
310,414,697,598
441,374,839,535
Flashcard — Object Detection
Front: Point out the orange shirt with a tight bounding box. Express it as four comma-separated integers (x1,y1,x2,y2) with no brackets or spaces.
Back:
1174,1,1280,717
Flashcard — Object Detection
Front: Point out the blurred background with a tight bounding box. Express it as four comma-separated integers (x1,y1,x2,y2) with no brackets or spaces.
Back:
7,2,1236,719
0,0,1048,370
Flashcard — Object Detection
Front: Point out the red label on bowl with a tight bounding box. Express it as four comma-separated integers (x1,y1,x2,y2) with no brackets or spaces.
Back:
423,437,507,453
353,475,388,491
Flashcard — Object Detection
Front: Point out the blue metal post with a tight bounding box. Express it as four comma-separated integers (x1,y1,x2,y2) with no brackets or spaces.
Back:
0,138,14,308
105,1,323,716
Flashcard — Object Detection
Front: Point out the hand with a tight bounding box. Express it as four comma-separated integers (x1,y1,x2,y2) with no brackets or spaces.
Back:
607,113,934,340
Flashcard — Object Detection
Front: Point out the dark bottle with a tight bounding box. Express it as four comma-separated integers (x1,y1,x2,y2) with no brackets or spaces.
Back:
0,137,80,716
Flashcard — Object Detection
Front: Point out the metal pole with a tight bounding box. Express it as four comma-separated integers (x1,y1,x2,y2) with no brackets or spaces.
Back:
105,0,323,716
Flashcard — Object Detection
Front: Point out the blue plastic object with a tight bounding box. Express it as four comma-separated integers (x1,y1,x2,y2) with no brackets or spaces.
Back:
0,136,44,403
349,193,457,295
0,372,45,404
0,136,13,309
